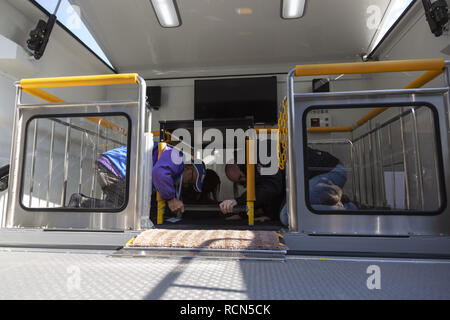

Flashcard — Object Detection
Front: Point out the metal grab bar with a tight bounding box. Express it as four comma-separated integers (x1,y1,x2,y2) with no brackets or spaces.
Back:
21,87,127,136
352,107,423,143
50,117,124,145
246,139,256,226
303,69,445,133
295,59,445,133
183,204,247,213
301,80,442,135
294,58,445,77
20,74,139,89
28,120,39,207
20,75,135,136
356,68,444,128
308,126,353,133
307,139,353,145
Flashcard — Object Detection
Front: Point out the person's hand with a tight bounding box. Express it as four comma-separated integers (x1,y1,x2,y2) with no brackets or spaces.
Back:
167,198,184,214
219,199,237,214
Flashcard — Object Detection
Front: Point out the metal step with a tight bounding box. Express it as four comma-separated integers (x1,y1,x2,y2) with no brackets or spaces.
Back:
111,246,287,261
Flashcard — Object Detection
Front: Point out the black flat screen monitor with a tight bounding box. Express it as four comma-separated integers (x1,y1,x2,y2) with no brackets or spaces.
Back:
194,76,278,124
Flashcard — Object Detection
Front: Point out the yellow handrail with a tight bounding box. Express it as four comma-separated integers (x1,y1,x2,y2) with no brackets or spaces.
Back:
21,87,126,135
294,59,445,132
20,73,139,89
22,87,65,103
246,139,255,226
19,74,138,136
355,68,444,127
403,69,445,89
295,58,445,77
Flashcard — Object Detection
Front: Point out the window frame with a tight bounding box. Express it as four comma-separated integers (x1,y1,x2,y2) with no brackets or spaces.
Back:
366,0,416,59
29,0,117,73
19,112,132,213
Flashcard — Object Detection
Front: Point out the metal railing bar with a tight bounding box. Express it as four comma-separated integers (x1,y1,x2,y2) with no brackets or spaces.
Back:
90,136,96,198
363,135,370,204
368,121,376,207
429,110,441,208
29,119,39,207
352,106,422,144
78,131,85,194
92,121,101,198
350,131,357,203
61,118,72,206
388,124,396,209
46,121,55,207
410,108,425,210
308,139,353,145
399,108,410,210
48,117,124,145
376,126,386,207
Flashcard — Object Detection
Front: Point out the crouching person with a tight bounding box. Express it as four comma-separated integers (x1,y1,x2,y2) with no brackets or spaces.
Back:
279,147,357,227
219,163,285,223
68,142,206,221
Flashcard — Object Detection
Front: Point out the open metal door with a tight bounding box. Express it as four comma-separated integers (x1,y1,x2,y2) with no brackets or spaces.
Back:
290,88,450,236
285,59,450,237
4,74,153,231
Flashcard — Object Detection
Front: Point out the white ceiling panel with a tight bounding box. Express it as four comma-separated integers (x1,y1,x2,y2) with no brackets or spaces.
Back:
70,0,391,77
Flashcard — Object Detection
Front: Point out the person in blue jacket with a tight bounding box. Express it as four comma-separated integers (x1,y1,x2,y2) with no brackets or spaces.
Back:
68,142,206,216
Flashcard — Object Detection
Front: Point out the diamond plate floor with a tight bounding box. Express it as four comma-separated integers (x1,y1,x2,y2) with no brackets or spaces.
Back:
0,248,449,300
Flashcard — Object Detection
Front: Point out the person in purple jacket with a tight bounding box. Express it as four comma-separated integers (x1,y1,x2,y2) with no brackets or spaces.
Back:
148,142,206,214
68,142,206,216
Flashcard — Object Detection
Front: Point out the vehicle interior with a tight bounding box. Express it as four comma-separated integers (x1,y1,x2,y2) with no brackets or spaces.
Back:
0,0,449,300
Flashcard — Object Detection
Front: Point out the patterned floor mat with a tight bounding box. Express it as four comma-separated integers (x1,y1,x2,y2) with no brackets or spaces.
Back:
129,229,286,251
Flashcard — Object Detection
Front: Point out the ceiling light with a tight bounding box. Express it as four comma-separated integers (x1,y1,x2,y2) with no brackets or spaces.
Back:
281,0,306,19
236,8,253,15
150,0,181,28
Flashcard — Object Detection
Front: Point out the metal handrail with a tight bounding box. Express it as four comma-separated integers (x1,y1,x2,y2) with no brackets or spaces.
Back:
294,58,445,77
20,74,139,89
296,59,446,133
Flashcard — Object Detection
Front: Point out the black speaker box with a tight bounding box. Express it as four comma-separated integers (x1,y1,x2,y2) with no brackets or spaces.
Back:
312,79,330,92
147,86,161,108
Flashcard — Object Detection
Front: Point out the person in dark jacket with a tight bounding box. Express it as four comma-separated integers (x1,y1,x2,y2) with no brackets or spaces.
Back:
219,163,285,223
305,146,341,180
279,147,356,226
305,146,356,209
68,142,206,217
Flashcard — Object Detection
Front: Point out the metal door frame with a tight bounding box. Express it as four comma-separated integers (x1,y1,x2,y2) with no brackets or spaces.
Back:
290,88,450,236
3,75,153,231
285,59,450,237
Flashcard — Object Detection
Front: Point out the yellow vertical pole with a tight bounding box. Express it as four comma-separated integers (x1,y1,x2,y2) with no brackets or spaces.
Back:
246,139,256,226
156,142,166,224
